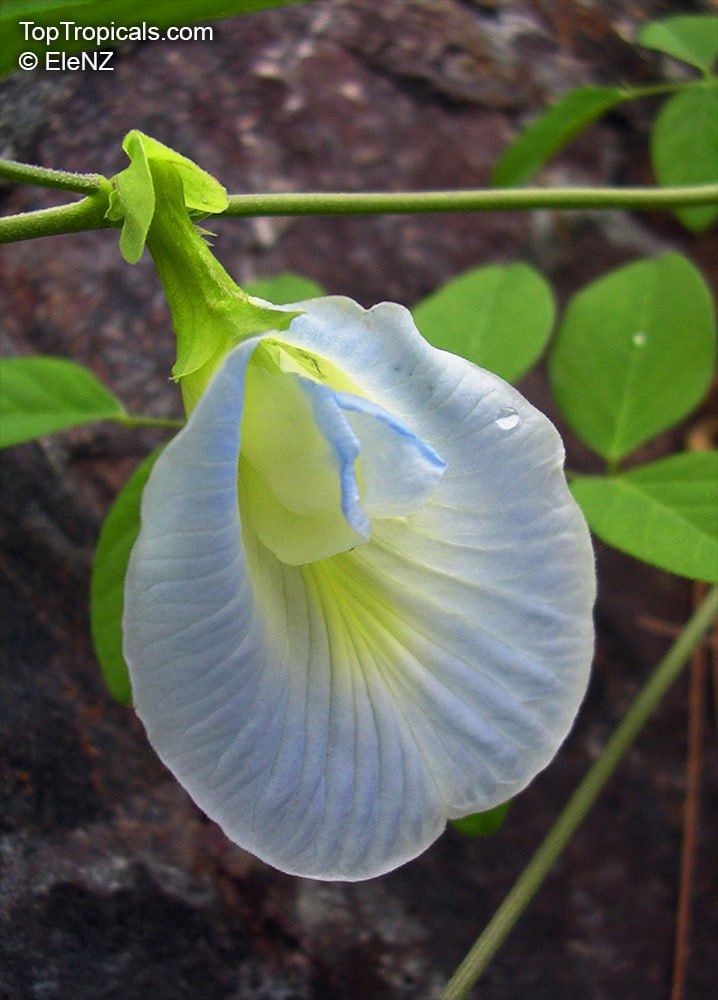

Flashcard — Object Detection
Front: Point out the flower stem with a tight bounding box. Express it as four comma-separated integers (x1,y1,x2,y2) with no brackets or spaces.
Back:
223,184,718,217
439,584,718,1000
0,158,107,194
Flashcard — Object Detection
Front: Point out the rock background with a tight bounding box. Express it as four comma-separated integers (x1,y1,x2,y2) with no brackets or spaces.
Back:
1,1,716,998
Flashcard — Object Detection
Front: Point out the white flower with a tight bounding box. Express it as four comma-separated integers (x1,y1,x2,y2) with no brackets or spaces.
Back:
123,296,595,881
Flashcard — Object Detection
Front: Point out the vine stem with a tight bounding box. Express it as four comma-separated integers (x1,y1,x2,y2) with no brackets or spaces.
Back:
0,195,114,243
439,585,718,1000
0,158,107,194
2,183,717,244
223,184,718,217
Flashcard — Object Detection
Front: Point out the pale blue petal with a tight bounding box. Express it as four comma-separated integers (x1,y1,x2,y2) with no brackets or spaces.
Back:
124,297,595,881
299,376,446,524
298,377,369,537
333,390,446,518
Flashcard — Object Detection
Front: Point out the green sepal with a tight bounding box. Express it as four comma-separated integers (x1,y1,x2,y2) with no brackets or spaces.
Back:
145,159,300,412
107,129,228,264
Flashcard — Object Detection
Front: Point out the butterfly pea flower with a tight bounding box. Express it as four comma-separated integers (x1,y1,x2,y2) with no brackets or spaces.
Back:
123,293,595,881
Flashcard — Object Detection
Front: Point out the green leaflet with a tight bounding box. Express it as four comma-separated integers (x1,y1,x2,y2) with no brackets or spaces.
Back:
637,14,718,72
90,449,163,703
412,263,554,383
491,86,627,187
0,356,126,447
245,273,325,305
650,83,718,232
572,452,718,583
549,254,716,463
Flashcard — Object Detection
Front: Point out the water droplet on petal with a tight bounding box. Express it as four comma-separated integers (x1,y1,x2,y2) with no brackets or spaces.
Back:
631,331,647,347
496,407,520,431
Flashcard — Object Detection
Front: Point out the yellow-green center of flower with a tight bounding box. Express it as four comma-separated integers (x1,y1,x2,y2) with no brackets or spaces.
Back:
239,340,446,566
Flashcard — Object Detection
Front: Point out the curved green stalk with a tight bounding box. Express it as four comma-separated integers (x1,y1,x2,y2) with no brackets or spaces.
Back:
440,585,718,1000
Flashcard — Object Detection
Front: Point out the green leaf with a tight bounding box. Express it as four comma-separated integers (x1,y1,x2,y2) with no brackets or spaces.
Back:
412,263,554,382
0,356,126,447
90,449,162,703
491,86,627,187
0,1,306,77
572,452,718,582
245,273,325,305
650,83,718,232
450,801,511,838
549,254,716,463
108,130,229,264
637,15,718,72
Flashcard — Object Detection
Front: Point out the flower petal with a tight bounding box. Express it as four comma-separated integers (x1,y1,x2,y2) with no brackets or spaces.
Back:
332,388,446,518
124,297,594,881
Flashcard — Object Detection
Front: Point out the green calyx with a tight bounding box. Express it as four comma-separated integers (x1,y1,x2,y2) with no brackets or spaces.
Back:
107,130,299,413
